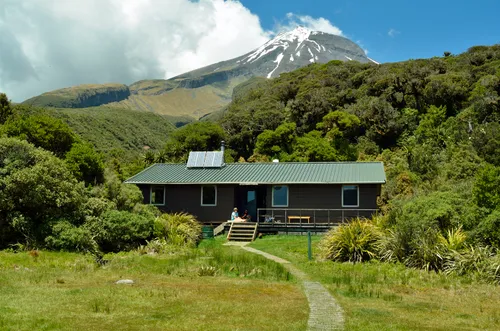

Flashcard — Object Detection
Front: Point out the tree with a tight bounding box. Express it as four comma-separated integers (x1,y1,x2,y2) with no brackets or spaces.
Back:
254,122,296,159
473,164,500,211
1,114,76,157
0,93,13,124
162,122,226,162
91,168,143,211
0,138,87,247
414,105,447,145
286,131,339,162
423,73,470,116
471,122,500,166
65,143,105,185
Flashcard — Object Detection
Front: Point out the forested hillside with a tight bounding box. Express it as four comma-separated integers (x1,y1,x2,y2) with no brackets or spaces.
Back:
7,105,175,153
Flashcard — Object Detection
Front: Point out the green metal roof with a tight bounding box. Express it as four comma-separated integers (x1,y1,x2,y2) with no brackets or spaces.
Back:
125,162,386,185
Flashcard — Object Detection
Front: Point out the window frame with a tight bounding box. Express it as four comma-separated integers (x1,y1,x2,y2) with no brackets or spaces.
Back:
272,185,289,207
150,185,166,206
342,185,359,208
200,185,217,207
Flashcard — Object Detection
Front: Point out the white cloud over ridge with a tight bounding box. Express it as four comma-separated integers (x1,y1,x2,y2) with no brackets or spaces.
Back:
283,13,343,36
0,0,343,101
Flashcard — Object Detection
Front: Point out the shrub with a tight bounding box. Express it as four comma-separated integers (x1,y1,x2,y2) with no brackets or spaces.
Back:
65,143,105,185
379,225,459,271
154,213,202,247
377,228,409,263
438,226,467,251
91,169,143,211
443,245,496,278
472,210,500,249
45,220,98,253
319,218,382,263
473,164,500,211
92,210,154,252
403,228,447,271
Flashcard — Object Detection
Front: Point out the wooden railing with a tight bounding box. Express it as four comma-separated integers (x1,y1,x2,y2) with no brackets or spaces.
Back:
256,208,378,226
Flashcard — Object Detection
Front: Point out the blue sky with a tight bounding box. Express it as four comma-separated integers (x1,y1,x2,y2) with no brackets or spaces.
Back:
241,0,500,63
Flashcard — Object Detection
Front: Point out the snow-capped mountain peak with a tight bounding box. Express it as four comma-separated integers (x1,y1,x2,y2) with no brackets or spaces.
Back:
233,26,371,78
274,26,311,43
169,27,374,92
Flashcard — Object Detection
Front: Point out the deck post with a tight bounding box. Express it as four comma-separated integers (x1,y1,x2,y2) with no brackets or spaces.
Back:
307,231,312,261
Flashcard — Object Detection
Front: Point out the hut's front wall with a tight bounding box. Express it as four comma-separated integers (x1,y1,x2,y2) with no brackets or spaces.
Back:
264,184,379,209
138,184,235,223
136,183,381,223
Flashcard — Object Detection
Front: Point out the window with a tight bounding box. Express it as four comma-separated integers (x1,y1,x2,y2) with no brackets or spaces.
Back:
150,186,165,205
272,185,288,207
201,185,217,206
342,185,359,207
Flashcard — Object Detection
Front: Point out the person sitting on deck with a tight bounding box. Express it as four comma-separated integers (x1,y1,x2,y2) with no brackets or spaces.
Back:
240,210,251,222
230,207,239,221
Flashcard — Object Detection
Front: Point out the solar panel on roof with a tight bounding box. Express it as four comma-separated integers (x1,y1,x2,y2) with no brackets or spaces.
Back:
212,152,224,167
195,152,205,167
187,151,224,168
204,152,215,167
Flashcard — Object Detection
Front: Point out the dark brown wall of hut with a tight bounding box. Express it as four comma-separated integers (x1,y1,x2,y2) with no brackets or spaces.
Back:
138,185,150,203
158,184,235,223
264,184,379,209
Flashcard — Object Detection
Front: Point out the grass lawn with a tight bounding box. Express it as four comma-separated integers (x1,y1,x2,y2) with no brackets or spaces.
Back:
0,239,308,331
250,235,500,331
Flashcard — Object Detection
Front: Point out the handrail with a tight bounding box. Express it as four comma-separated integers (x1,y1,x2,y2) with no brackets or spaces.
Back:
256,207,378,225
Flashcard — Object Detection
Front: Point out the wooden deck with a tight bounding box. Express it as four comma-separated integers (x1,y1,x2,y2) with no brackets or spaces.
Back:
216,221,335,237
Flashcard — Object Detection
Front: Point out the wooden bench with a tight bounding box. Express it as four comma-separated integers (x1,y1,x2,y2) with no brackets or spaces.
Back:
287,216,311,223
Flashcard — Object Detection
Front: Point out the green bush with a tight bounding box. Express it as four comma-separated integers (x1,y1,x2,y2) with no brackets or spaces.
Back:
91,169,143,211
443,245,500,283
403,228,447,271
92,210,154,252
0,138,88,248
65,143,105,185
154,213,202,247
472,210,500,249
319,218,381,263
44,220,98,253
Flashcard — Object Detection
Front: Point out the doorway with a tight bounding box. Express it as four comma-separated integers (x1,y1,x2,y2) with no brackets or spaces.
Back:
234,185,266,222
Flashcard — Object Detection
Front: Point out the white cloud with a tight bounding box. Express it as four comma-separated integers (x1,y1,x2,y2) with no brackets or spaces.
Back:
282,13,343,36
388,28,400,37
0,0,270,101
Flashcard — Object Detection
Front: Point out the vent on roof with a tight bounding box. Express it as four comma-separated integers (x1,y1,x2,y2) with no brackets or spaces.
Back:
187,151,224,168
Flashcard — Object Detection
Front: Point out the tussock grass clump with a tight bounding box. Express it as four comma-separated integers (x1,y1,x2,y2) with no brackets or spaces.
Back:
154,212,202,247
319,218,382,263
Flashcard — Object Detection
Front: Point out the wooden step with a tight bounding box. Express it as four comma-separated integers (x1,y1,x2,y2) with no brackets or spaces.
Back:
228,233,254,237
227,222,258,242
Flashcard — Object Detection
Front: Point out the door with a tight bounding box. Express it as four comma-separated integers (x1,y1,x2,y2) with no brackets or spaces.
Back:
235,186,260,221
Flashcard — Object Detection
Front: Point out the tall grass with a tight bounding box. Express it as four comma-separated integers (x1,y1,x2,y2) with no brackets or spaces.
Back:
154,212,202,247
0,244,306,331
319,218,381,263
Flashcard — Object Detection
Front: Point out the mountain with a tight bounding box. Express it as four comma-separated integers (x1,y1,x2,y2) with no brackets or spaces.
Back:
23,27,375,119
24,84,130,108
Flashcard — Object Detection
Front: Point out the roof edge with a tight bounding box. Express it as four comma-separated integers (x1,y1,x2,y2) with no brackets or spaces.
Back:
124,163,159,183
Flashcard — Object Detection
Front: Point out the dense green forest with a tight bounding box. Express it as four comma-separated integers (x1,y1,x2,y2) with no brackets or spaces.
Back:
1,44,499,281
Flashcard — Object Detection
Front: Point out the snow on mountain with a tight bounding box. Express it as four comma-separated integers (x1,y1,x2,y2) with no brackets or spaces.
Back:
170,26,373,86
229,26,372,79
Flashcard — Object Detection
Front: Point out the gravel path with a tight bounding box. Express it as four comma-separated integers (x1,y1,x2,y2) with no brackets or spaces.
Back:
240,246,345,330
